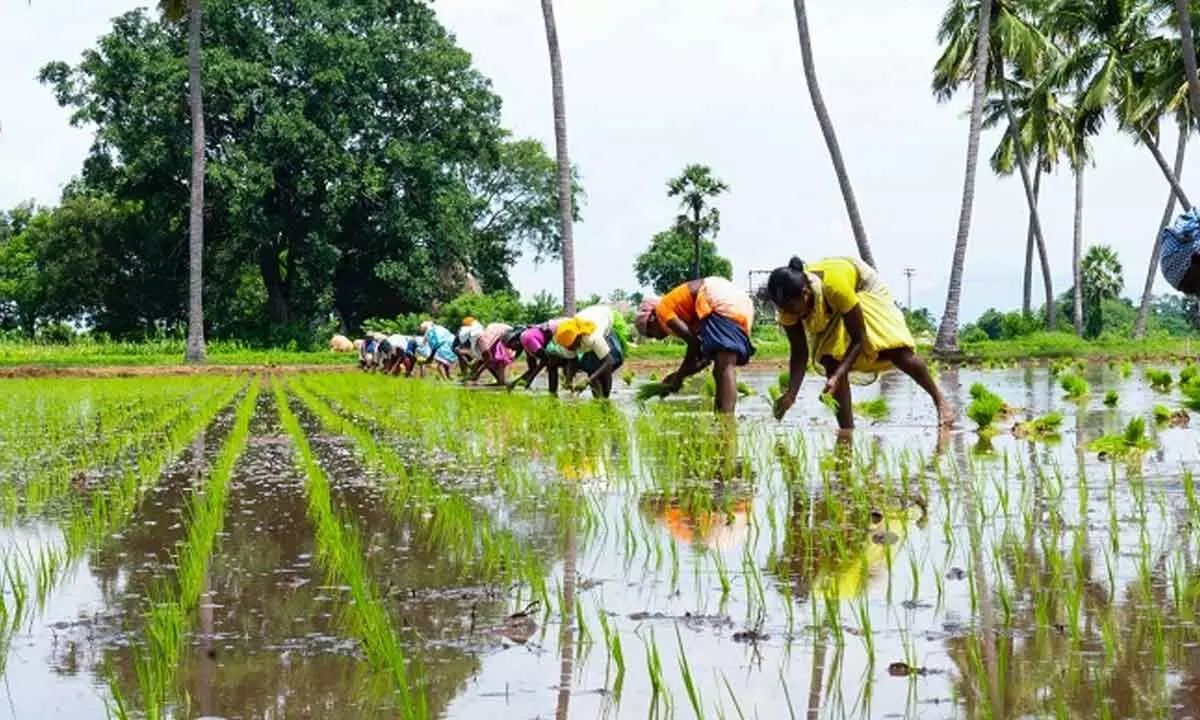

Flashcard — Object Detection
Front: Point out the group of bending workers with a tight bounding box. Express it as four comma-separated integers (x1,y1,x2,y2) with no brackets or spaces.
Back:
635,255,950,428
358,254,953,429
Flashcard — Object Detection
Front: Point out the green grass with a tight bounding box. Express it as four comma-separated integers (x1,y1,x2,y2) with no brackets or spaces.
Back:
0,338,356,368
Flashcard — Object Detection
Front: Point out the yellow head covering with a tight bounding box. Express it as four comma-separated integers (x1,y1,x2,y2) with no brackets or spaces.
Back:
462,316,477,326
554,317,597,348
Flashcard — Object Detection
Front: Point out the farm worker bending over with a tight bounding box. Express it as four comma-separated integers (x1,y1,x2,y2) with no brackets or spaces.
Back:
510,318,576,394
468,322,517,385
555,304,626,399
759,256,951,430
378,334,414,375
415,321,457,379
634,276,757,414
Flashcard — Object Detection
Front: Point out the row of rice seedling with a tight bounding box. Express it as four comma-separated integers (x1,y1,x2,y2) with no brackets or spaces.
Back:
286,377,547,591
0,377,245,636
0,378,231,522
121,377,261,719
272,379,427,720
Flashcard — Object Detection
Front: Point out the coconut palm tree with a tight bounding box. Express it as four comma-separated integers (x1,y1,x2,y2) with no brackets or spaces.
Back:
1172,0,1200,119
934,0,997,354
666,165,728,281
157,0,206,363
540,0,577,316
791,0,876,268
1081,244,1124,337
1049,0,1192,210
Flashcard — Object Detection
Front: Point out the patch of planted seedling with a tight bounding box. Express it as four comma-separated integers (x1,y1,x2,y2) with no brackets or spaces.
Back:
3,363,1200,719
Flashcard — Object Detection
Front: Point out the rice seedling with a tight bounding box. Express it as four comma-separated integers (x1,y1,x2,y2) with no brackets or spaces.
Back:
966,385,1005,435
622,370,635,386
736,381,754,397
1089,417,1158,459
1060,373,1090,401
675,624,705,719
853,397,890,422
1119,360,1134,378
1012,412,1064,441
635,382,674,403
274,379,426,719
1153,404,1172,425
1103,389,1119,408
1145,368,1173,392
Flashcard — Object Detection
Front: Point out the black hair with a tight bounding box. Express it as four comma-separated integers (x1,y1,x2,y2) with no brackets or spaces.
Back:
759,257,810,306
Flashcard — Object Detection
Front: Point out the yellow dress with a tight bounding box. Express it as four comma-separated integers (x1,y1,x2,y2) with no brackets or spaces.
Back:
777,257,914,376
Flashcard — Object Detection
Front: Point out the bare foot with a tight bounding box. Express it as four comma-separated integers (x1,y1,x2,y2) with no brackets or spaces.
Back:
938,404,956,429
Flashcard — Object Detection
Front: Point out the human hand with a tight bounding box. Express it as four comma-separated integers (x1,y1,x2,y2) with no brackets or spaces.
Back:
773,390,797,421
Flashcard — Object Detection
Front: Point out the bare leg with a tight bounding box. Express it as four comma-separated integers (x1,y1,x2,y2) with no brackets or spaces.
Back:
712,351,738,414
878,347,954,427
548,364,560,395
821,357,854,430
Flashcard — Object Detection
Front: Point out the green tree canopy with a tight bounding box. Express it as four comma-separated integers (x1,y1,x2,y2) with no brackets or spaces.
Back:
26,0,578,343
634,228,732,295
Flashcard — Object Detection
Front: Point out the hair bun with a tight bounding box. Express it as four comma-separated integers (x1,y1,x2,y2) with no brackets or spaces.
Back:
787,257,805,272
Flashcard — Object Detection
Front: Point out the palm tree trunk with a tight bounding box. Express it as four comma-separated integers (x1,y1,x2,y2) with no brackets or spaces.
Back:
935,0,993,354
1175,0,1200,122
692,206,702,281
791,0,876,268
555,487,577,720
1141,128,1193,210
1022,162,1042,317
184,0,206,363
997,60,1054,330
1072,163,1085,337
540,0,577,316
1134,131,1188,338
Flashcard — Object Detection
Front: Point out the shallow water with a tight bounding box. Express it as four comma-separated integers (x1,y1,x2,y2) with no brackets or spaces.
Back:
2,364,1200,719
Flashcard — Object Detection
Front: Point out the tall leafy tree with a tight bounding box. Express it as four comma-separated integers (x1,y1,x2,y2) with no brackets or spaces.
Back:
540,0,577,316
1081,244,1124,337
791,0,876,267
39,1,566,340
666,165,729,282
156,0,207,363
936,0,1058,332
934,0,996,354
634,228,733,295
1172,0,1200,119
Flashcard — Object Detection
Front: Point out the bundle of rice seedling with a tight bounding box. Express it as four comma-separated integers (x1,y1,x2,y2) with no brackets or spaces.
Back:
635,382,674,402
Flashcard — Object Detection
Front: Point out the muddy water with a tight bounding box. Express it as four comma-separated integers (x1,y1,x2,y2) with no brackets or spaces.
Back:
4,365,1200,718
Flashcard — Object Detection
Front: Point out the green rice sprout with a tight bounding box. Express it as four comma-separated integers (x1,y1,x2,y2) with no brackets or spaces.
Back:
819,392,840,414
853,397,890,422
1181,363,1199,385
635,382,674,403
777,371,790,390
622,370,635,386
1060,373,1090,400
1013,412,1064,441
966,385,1005,434
1089,417,1158,459
736,381,754,397
1145,368,1173,392
1103,389,1119,408
1153,405,1172,425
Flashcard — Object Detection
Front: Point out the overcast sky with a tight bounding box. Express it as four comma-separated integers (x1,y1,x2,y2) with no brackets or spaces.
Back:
1,0,1195,322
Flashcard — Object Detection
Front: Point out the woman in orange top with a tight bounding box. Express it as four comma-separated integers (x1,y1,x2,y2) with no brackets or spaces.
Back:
634,276,756,413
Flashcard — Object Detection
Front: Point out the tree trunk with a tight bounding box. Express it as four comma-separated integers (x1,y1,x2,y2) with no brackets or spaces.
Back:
998,60,1054,330
1135,131,1189,338
692,206,702,281
791,0,876,268
1176,0,1200,122
554,495,576,720
1022,162,1042,317
935,0,993,354
1072,163,1085,337
540,0,577,316
184,0,206,363
1142,128,1194,210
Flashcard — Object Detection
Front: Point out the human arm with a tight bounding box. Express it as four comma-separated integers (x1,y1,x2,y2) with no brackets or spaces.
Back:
775,322,809,420
509,355,545,390
824,305,865,396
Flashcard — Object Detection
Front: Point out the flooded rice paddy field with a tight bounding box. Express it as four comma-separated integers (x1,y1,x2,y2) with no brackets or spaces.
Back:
2,362,1200,718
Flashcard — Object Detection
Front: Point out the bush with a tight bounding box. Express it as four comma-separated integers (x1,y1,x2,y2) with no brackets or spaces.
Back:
37,322,76,345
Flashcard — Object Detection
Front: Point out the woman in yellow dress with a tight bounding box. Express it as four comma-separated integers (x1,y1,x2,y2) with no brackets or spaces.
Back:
759,256,952,429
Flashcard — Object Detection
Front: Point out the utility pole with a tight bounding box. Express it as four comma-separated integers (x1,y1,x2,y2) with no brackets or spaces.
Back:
903,267,916,315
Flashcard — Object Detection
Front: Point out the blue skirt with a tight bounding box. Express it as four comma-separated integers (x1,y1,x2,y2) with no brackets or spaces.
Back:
579,332,625,375
700,314,755,366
